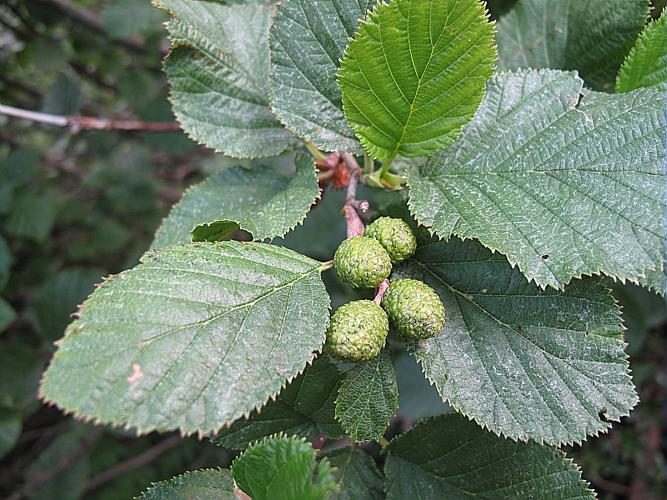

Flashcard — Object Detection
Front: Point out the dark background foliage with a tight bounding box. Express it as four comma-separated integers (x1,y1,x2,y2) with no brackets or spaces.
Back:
0,1,664,498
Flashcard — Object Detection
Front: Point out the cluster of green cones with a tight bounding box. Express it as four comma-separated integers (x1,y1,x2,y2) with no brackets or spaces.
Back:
327,217,446,362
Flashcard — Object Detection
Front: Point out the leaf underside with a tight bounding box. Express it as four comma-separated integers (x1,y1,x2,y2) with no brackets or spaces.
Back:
335,350,398,442
40,242,330,435
159,0,298,158
385,414,594,499
395,237,637,446
339,0,497,160
497,0,649,91
152,154,320,249
269,0,373,153
409,69,666,292
213,356,344,449
617,9,667,92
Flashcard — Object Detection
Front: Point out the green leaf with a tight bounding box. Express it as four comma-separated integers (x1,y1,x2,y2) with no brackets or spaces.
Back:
497,0,649,91
0,409,21,460
152,154,320,248
617,9,667,92
0,236,13,292
274,187,349,262
0,344,44,411
395,352,449,420
269,0,372,153
191,221,241,243
0,185,12,215
158,0,298,158
339,0,496,160
232,435,337,500
26,268,103,342
213,356,344,449
395,237,637,446
41,74,80,116
335,350,398,442
5,190,58,243
40,242,331,435
102,0,166,39
325,447,384,500
0,148,40,215
487,0,518,19
613,282,666,354
385,414,594,499
408,70,666,292
25,425,91,500
0,299,16,334
0,147,39,189
138,469,235,500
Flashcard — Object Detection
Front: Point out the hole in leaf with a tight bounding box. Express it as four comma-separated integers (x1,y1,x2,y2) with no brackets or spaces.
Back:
541,254,549,260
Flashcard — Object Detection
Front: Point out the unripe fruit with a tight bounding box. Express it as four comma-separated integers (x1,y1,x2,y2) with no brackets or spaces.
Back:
381,279,445,340
334,236,392,288
326,300,389,361
365,217,417,263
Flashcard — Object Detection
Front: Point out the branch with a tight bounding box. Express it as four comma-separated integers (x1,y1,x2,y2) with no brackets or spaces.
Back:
0,104,181,132
341,153,367,238
374,279,389,304
83,435,182,493
40,0,146,54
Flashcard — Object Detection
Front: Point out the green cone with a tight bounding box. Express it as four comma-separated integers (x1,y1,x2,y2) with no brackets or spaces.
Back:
334,236,392,288
365,217,417,263
382,279,445,340
326,300,389,361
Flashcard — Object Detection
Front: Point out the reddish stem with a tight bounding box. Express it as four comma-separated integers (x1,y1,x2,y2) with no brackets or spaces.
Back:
343,204,365,238
311,433,327,450
374,279,389,305
340,153,367,238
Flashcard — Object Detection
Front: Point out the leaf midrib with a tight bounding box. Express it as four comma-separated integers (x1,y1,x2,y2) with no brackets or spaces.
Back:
140,267,317,347
412,258,629,440
383,0,474,160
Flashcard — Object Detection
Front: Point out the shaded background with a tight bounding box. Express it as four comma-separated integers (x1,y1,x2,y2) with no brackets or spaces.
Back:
0,1,664,498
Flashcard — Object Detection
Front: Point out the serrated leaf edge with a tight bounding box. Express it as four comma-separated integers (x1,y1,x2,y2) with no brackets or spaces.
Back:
211,353,344,449
405,68,666,295
616,8,667,93
135,467,232,499
151,153,321,248
39,243,332,438
404,274,638,447
338,0,498,161
386,415,596,499
156,2,300,159
334,351,398,443
266,0,366,154
230,432,339,496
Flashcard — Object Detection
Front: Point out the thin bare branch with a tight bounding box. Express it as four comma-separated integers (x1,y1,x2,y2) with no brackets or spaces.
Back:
0,104,181,132
83,435,182,493
7,428,104,500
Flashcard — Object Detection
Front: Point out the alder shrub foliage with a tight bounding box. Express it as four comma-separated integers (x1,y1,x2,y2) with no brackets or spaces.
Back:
39,0,667,498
